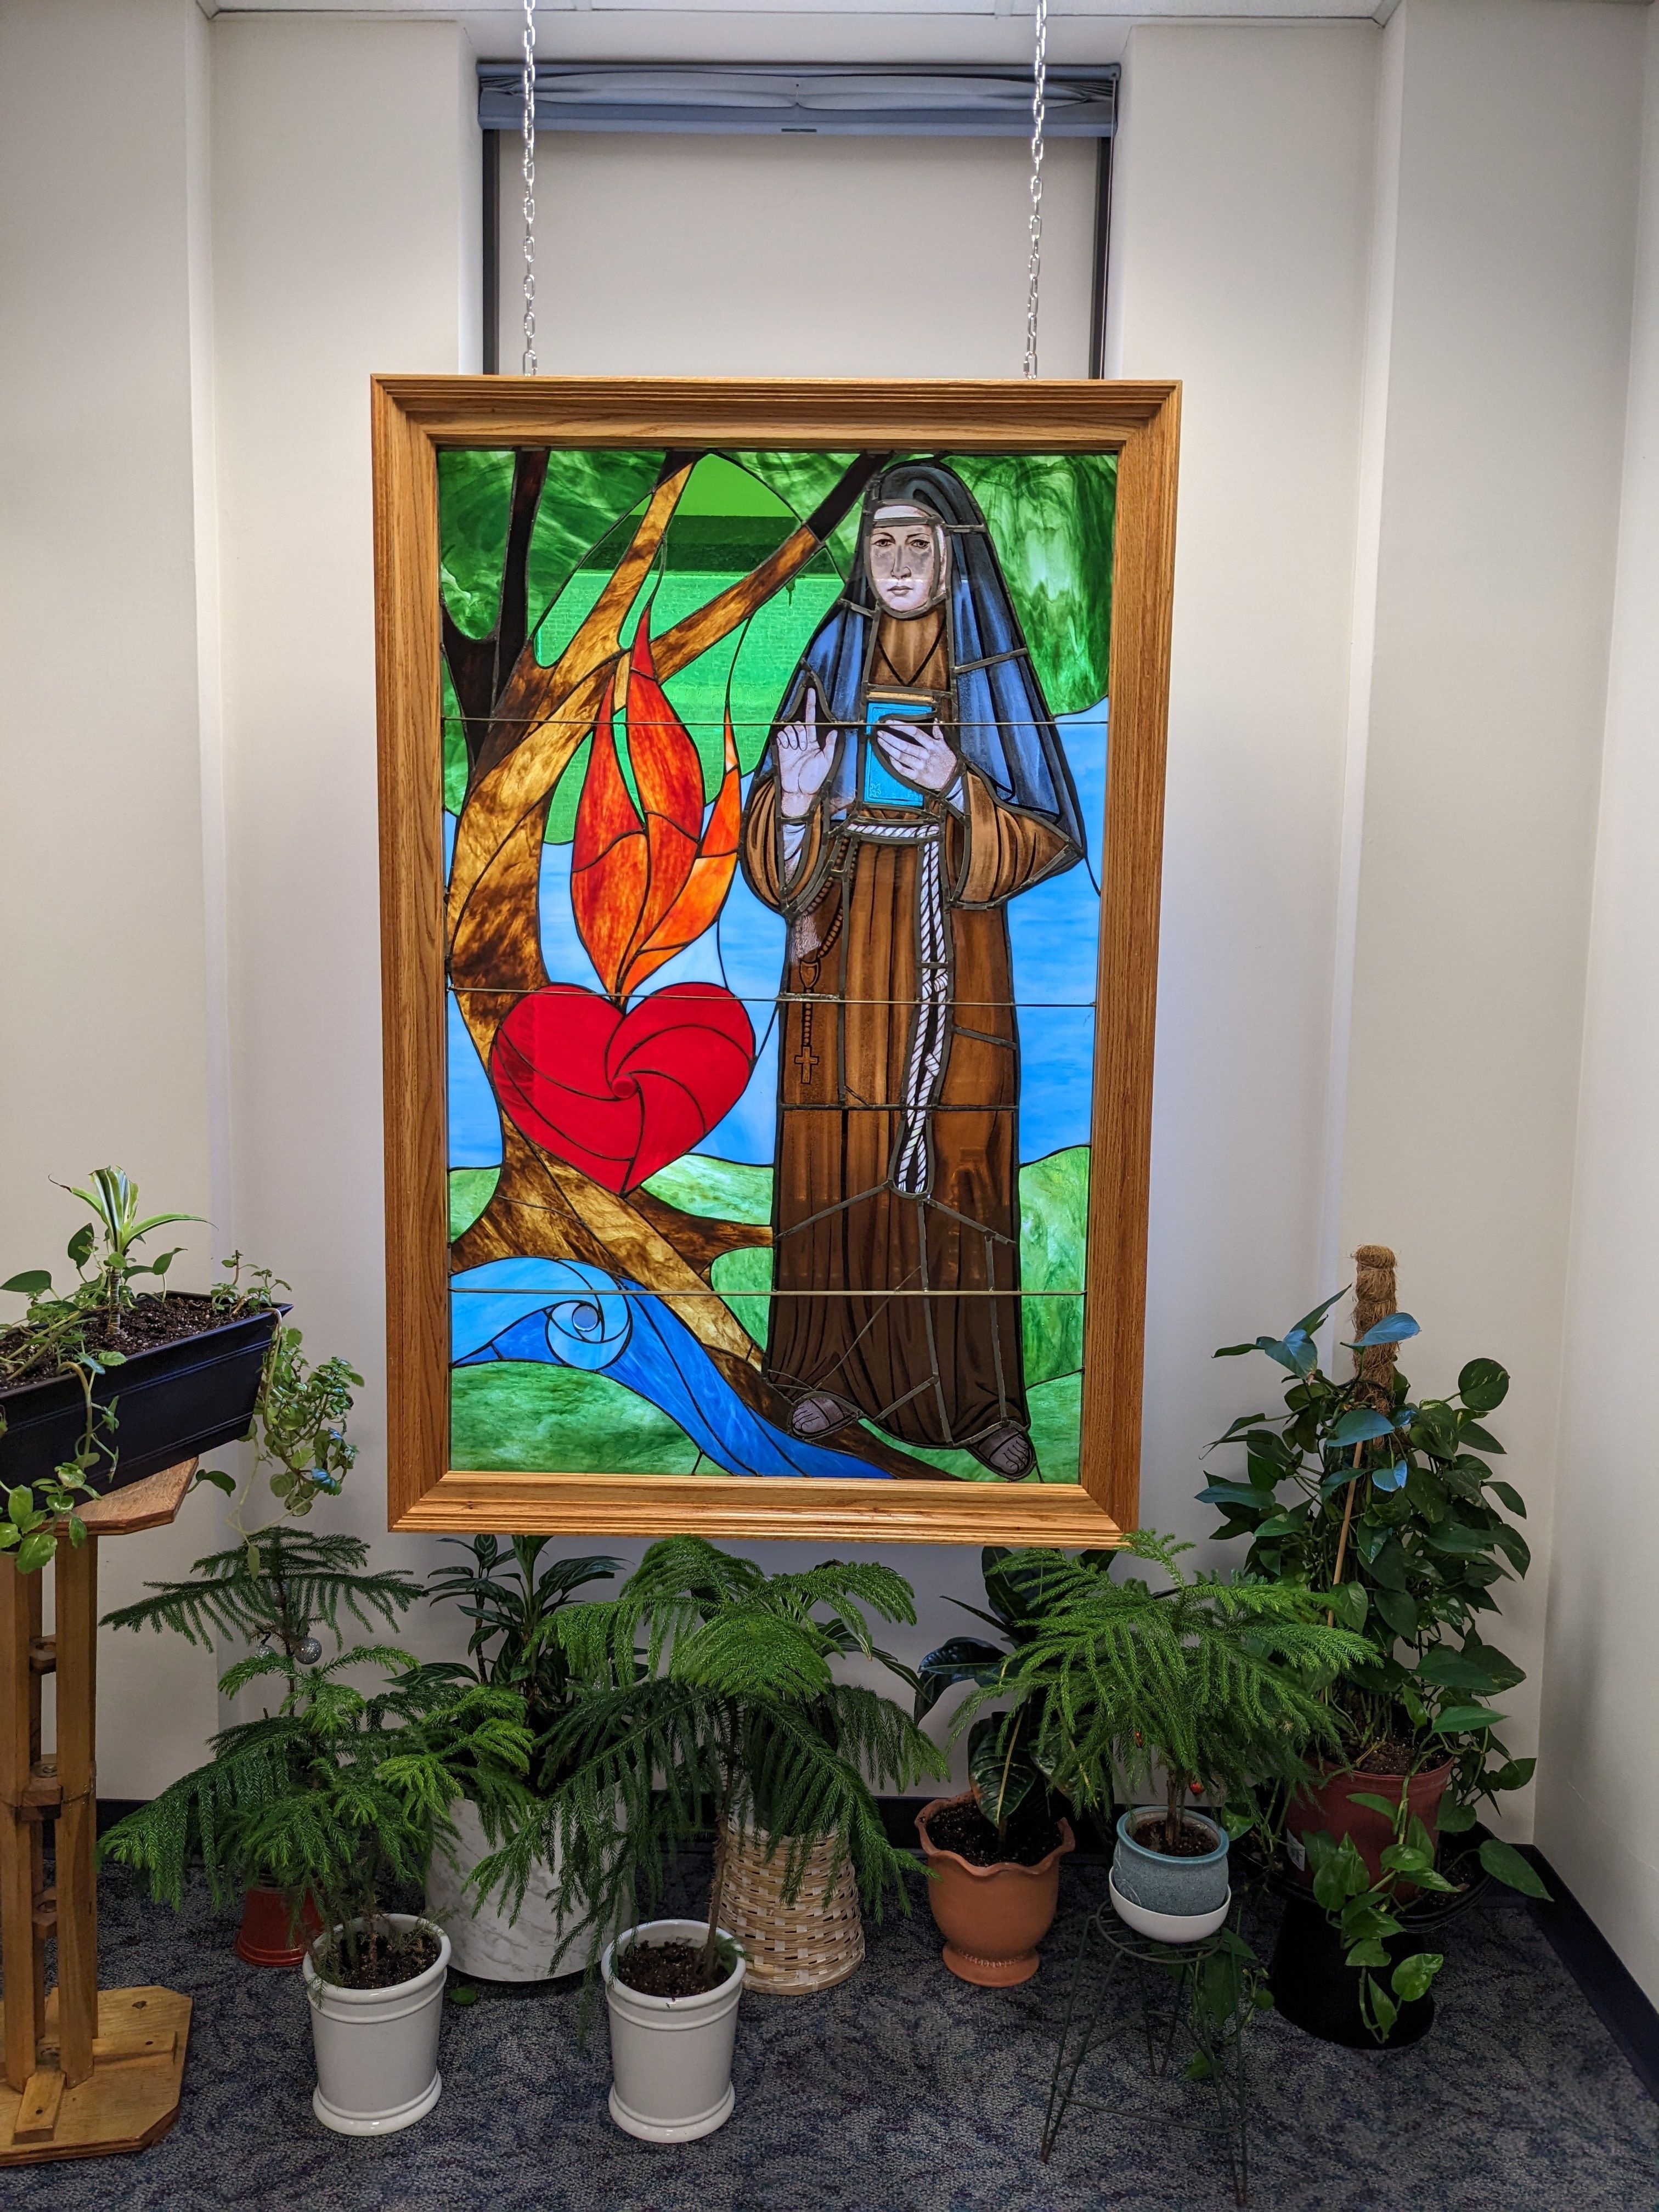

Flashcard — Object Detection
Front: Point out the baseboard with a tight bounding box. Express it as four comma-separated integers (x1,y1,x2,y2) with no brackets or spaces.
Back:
96,1797,149,1838
1521,1844,1659,2103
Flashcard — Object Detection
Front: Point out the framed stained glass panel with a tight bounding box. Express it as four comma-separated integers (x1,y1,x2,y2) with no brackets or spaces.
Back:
375,379,1178,1545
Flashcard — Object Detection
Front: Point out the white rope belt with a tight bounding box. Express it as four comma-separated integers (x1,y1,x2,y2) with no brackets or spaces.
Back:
847,820,950,1196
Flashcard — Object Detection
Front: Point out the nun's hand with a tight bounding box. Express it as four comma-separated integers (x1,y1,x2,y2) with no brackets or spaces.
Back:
873,719,957,795
776,688,837,820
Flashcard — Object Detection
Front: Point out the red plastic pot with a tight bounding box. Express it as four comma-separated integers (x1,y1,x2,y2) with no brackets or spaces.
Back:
1290,1759,1455,1892
235,1884,322,1968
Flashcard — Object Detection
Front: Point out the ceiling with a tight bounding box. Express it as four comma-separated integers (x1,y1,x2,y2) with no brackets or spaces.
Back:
197,1,1400,71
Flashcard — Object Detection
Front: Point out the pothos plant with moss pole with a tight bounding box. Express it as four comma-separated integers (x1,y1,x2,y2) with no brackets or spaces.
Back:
1199,1250,1545,1904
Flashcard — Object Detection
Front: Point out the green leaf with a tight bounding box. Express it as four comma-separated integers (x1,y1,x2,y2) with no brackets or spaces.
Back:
1457,1359,1509,1415
1365,1983,1398,2039
1487,1757,1536,1793
1254,1511,1308,1541
1390,1951,1443,2002
2,1271,53,1295
1416,1648,1518,1694
1491,1523,1532,1577
1479,1838,1550,1899
192,1468,238,1498
1425,1523,1501,1560
1373,1589,1418,1640
15,1531,57,1575
447,1981,481,2007
1329,1407,1397,1446
1380,1843,1434,1877
1344,1939,1390,1968
1368,1539,1412,1593
1252,1332,1318,1376
1348,1792,1401,1819
1459,1420,1506,1456
1437,1800,1477,1833
1196,1481,1274,1513
1487,1480,1526,1519
1351,1313,1420,1347
1431,1703,1505,1734
966,1714,1039,1831
1327,1582,1368,1631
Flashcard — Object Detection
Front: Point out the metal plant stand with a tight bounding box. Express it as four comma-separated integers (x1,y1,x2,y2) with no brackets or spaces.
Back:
1041,1899,1264,2208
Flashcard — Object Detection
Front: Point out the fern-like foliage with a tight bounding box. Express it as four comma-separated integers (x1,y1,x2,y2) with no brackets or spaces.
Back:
99,1644,533,1985
477,1536,945,1972
100,1526,421,1652
959,1533,1372,1846
425,1534,620,1739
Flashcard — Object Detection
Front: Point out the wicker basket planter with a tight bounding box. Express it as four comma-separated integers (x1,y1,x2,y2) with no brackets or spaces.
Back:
715,1819,864,1994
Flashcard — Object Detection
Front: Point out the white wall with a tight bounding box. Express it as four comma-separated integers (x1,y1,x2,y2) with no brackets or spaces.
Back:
209,15,484,1684
498,129,1098,378
1105,22,1380,1530
0,0,221,1794
1338,0,1646,1833
1539,3,1659,2006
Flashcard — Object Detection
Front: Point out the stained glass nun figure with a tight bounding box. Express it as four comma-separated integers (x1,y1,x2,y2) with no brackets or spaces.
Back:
741,461,1085,1478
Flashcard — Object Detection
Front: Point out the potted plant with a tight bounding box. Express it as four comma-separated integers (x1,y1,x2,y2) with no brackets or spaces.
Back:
103,1521,424,1963
960,1535,1368,1943
913,1548,1079,1984
1273,1793,1455,2049
493,1536,943,2139
422,1534,619,1979
0,1171,285,1551
101,1630,531,2132
1201,1252,1548,1908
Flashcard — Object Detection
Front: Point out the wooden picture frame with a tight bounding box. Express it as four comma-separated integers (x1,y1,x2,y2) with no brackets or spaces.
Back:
374,377,1179,1547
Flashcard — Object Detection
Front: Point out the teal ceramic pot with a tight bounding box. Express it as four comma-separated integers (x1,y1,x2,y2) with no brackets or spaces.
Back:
1113,1807,1229,1917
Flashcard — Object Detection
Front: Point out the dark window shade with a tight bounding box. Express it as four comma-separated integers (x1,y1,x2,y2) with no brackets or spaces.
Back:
477,63,1116,140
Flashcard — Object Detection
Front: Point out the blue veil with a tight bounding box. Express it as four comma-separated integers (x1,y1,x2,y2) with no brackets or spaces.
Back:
771,459,1086,860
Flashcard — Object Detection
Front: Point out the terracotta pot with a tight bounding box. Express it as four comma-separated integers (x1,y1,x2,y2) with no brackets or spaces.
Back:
1290,1759,1456,1891
916,1793,1075,1987
235,1884,322,1968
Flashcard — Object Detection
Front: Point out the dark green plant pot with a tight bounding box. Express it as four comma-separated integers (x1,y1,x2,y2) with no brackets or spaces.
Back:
1268,1895,1435,2050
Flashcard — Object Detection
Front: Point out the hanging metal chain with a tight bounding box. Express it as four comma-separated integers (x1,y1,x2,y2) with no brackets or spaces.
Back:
1024,0,1048,380
521,0,538,375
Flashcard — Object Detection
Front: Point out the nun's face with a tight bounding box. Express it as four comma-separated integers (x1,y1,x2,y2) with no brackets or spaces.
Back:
867,518,944,617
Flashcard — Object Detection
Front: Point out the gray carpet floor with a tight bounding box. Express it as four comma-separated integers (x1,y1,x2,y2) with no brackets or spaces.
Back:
13,1864,1657,2212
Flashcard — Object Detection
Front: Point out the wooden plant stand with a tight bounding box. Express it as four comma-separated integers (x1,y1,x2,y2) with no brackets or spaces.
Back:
0,1460,197,2164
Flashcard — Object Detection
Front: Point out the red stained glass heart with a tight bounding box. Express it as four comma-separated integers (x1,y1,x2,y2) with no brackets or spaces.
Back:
490,982,756,1195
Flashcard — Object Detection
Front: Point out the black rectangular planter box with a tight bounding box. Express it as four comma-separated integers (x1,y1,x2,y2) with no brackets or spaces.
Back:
0,1304,284,1498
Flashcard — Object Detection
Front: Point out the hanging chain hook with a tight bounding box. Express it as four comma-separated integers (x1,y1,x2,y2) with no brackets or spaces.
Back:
1024,0,1048,380
521,0,538,375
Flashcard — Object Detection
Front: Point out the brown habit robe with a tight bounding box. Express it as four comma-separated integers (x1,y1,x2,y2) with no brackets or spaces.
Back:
741,609,1080,1457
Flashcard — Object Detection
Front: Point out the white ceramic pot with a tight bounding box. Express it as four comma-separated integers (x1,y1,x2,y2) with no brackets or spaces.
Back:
303,1914,449,2135
601,1917,745,2142
1108,1869,1232,1944
425,1798,600,1982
